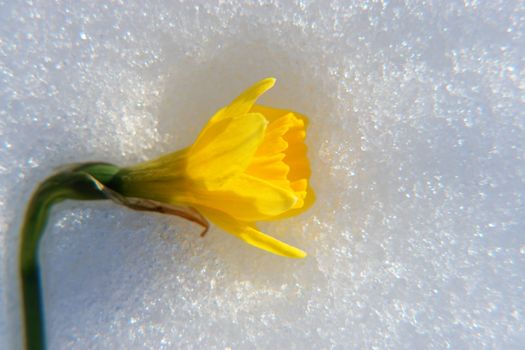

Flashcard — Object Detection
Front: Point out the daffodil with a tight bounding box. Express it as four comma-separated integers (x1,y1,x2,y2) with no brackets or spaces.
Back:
110,78,314,258
19,78,314,350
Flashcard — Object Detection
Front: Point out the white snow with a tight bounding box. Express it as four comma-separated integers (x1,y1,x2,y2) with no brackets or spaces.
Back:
1,0,524,349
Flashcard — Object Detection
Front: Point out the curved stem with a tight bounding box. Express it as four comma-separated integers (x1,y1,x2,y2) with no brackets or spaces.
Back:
20,200,48,349
19,180,63,350
19,164,120,350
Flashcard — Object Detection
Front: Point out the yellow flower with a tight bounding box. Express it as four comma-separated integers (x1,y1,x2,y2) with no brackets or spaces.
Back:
113,78,314,258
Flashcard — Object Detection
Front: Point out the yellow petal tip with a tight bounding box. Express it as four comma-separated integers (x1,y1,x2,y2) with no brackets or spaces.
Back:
262,77,276,86
290,248,307,259
251,77,276,96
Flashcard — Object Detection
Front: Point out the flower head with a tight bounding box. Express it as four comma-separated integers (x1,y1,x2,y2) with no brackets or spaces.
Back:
113,78,314,258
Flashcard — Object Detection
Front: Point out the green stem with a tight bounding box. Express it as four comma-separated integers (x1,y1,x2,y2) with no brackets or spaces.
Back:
19,164,120,350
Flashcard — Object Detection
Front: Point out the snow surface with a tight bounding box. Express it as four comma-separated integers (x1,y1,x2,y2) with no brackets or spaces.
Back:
1,0,525,349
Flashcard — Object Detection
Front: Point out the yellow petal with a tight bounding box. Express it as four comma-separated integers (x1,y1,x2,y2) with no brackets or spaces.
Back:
246,154,289,184
200,208,306,258
250,104,309,126
270,186,316,220
253,112,296,156
282,116,310,183
201,78,276,130
187,113,267,190
247,112,305,173
220,174,297,217
247,111,310,199
223,78,276,119
191,78,275,151
183,173,298,221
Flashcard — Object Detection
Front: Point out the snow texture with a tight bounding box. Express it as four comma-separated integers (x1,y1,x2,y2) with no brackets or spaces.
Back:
1,0,524,349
